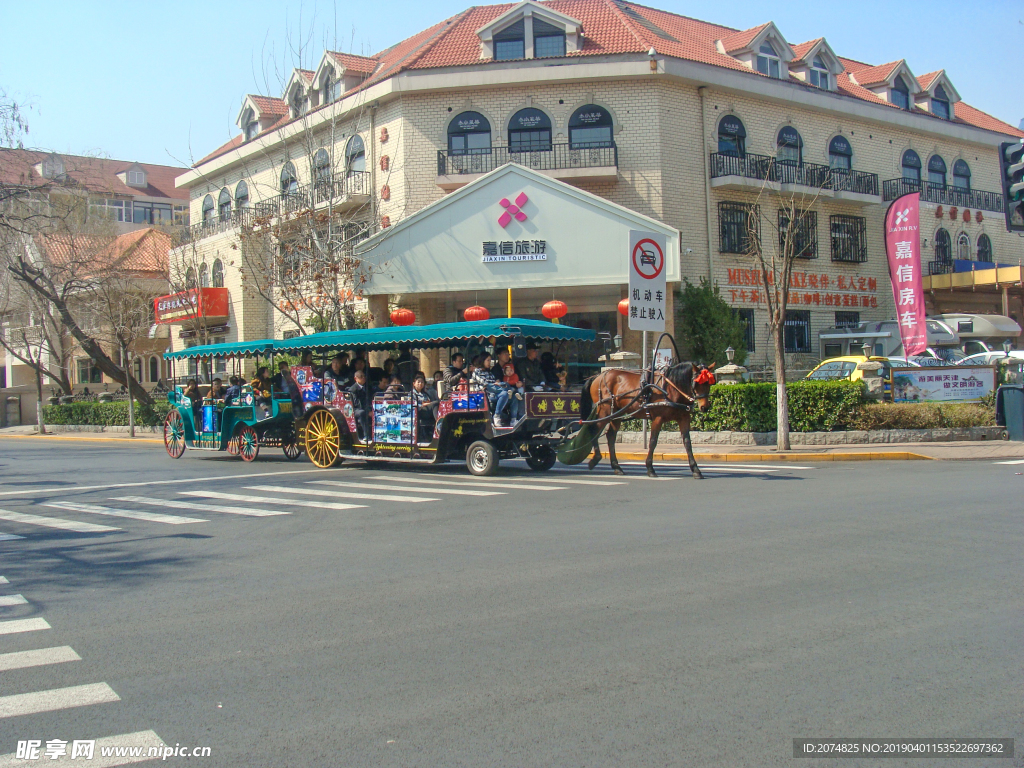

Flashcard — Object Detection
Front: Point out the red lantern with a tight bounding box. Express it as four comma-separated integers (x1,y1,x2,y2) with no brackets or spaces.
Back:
975,211,984,223
618,298,630,316
949,206,958,220
390,308,415,326
935,206,944,218
962,209,971,223
463,305,490,322
542,300,568,321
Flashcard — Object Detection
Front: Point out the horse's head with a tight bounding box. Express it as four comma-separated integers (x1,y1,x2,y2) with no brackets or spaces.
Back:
692,363,716,412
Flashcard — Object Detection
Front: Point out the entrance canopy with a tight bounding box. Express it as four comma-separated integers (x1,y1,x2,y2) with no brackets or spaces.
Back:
355,163,680,295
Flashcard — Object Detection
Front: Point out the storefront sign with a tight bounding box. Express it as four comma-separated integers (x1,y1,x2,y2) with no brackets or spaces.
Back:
482,240,547,262
154,287,229,324
628,230,667,332
884,192,926,355
726,268,877,307
891,366,995,403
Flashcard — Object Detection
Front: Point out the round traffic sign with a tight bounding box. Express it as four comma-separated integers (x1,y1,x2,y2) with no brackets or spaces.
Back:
631,238,664,280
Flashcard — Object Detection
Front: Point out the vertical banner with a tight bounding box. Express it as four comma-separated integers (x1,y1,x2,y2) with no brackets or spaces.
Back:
628,230,667,332
884,192,927,356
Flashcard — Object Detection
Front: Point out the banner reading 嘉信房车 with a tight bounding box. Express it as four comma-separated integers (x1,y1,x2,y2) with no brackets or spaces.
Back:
884,192,927,356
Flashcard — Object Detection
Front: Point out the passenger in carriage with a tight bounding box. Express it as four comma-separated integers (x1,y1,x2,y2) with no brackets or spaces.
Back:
298,351,320,376
493,348,511,382
503,363,525,403
517,344,550,391
323,355,351,388
472,353,515,428
411,374,437,440
182,379,203,425
251,367,273,417
350,357,367,379
273,362,304,414
209,378,226,402
541,352,569,392
223,376,241,405
385,375,404,394
443,353,468,390
348,369,371,440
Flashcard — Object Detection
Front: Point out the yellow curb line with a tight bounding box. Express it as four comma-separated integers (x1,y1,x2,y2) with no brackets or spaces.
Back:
0,433,162,445
617,451,934,462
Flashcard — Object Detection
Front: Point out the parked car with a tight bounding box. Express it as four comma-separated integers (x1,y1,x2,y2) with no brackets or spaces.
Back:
889,355,956,367
806,356,893,383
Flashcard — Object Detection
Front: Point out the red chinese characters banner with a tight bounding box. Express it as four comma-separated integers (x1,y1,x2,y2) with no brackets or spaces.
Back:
884,192,927,356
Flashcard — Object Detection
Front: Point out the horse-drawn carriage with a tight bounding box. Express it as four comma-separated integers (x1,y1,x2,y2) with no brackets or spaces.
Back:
162,319,596,475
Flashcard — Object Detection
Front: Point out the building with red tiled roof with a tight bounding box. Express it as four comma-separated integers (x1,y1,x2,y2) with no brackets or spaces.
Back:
170,0,1024,370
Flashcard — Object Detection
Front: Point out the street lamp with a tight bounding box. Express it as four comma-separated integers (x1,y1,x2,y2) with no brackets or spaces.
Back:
725,346,735,364
1003,338,1013,358
613,334,622,350
861,341,873,359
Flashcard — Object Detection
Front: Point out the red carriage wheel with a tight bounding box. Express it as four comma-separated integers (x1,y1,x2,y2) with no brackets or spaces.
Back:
226,436,240,455
163,410,186,459
237,424,260,462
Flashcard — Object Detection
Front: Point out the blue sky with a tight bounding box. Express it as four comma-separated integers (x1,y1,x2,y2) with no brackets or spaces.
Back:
3,0,1021,168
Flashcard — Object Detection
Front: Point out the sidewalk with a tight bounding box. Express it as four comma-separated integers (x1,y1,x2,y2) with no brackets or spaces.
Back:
1,425,1021,461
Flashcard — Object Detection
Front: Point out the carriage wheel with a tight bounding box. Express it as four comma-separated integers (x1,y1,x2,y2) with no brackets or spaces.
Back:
237,424,259,462
466,440,498,477
525,446,556,472
226,436,240,455
282,435,303,461
304,409,341,468
163,410,185,459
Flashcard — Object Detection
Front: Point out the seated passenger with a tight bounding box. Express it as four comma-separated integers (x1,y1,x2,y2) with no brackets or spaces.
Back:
503,364,525,402
541,352,569,392
181,379,203,425
223,376,241,405
443,353,468,390
273,361,304,413
411,375,437,441
348,370,372,440
251,367,273,418
323,354,351,388
471,353,514,428
209,378,226,402
299,351,320,377
385,375,404,394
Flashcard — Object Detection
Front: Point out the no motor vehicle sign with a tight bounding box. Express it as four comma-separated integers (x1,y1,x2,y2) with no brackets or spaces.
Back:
628,230,667,332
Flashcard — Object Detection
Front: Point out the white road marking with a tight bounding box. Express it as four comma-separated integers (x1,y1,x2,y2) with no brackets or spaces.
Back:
0,577,7,584
0,595,27,607
309,480,503,497
45,502,206,526
0,646,81,672
995,458,1024,464
367,475,566,491
0,618,50,636
513,476,626,486
0,682,120,719
0,729,165,767
179,491,365,511
0,468,334,497
247,485,436,504
0,534,24,541
689,466,779,473
0,509,118,533
114,496,291,517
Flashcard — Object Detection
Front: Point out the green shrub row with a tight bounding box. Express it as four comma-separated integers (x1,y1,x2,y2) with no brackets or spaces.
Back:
42,401,174,427
847,402,995,430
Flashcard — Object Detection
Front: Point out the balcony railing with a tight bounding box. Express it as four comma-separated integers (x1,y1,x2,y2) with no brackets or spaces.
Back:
437,143,618,177
882,178,1005,213
710,153,880,196
177,172,370,245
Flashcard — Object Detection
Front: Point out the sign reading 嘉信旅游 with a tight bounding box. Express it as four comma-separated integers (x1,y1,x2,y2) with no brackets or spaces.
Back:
628,230,667,332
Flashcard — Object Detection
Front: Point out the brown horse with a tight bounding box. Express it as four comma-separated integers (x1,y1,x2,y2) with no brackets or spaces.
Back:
579,361,715,478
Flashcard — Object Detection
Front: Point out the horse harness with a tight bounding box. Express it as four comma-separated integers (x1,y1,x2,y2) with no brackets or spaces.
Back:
587,367,697,424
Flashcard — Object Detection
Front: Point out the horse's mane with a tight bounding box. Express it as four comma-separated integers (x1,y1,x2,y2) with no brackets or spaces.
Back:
665,360,693,394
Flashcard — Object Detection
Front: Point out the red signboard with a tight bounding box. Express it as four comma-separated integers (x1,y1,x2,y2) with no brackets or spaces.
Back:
153,288,229,324
884,192,927,356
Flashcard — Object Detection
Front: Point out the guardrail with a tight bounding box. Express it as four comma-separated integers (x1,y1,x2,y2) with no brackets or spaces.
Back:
710,153,880,196
437,143,617,176
882,178,1004,212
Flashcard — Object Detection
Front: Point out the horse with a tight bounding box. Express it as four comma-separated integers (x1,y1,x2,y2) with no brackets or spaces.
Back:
578,361,715,478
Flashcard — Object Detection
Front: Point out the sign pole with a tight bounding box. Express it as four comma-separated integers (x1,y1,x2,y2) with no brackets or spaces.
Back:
642,331,648,449
507,288,512,319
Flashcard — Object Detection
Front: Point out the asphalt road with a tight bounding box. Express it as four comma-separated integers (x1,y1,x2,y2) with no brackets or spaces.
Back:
0,438,1020,767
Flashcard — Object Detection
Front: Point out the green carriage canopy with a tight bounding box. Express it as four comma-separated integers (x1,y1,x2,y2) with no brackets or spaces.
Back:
164,319,595,360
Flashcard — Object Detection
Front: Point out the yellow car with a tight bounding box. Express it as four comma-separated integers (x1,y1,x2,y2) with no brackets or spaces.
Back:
805,356,893,383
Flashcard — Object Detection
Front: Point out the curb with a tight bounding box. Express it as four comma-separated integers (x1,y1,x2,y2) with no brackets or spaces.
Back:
616,451,934,462
0,433,163,445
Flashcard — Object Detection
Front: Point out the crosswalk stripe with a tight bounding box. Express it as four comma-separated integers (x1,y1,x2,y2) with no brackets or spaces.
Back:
0,729,166,767
113,496,291,517
179,490,365,511
0,618,50,636
528,474,627,485
0,509,118,533
0,646,81,672
995,458,1024,464
0,595,27,607
0,534,24,541
0,577,6,584
247,485,437,504
45,502,207,526
308,480,503,496
366,475,566,492
0,682,120,719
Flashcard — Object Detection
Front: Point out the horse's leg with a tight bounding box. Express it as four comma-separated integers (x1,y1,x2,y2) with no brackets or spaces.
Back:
606,419,625,475
680,416,704,479
646,415,664,478
587,425,603,470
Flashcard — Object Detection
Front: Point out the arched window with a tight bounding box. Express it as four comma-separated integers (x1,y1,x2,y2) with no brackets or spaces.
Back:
280,162,298,195
185,266,197,288
345,136,365,176
569,105,613,149
953,160,971,190
212,259,224,288
776,127,802,166
717,115,746,157
892,75,910,110
448,112,492,155
217,188,231,221
901,149,922,183
809,56,830,90
977,234,993,263
198,263,209,288
508,108,552,152
756,40,781,79
933,85,951,120
828,136,853,170
928,155,947,187
201,195,214,224
956,232,971,261
235,180,249,209
934,228,951,264
149,356,159,383
313,148,332,191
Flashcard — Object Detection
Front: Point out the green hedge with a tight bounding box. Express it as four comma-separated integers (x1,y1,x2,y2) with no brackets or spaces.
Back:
42,401,174,427
848,402,995,430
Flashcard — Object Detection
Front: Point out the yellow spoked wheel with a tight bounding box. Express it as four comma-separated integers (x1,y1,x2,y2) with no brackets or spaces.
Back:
304,409,341,468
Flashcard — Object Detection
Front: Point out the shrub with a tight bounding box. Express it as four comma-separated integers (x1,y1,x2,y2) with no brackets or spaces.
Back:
43,400,173,427
848,402,995,431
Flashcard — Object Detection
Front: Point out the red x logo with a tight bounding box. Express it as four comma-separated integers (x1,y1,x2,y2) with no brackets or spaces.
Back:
498,192,529,228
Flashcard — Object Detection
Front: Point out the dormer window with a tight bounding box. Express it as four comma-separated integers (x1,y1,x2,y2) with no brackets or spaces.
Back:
41,154,65,179
809,56,829,89
892,75,910,110
128,170,146,186
932,85,951,120
494,20,525,61
290,88,307,117
756,41,781,79
533,19,565,58
243,110,259,141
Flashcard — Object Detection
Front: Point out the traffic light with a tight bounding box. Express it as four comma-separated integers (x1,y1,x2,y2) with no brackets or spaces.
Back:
1000,140,1024,232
